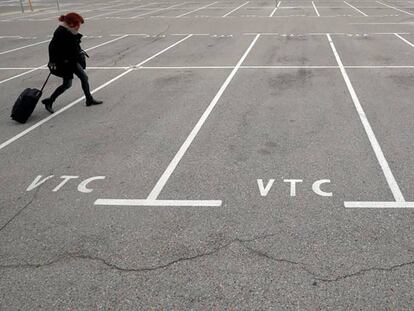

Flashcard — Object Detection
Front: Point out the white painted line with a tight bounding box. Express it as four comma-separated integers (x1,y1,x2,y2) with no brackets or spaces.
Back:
177,1,218,17
312,1,320,16
345,201,414,208
376,1,414,15
141,66,234,69
87,2,158,19
0,67,35,70
0,35,192,152
131,34,192,67
110,33,150,36
83,34,129,52
131,2,186,18
88,66,130,70
394,33,414,47
170,33,210,36
242,65,338,69
344,1,368,16
0,39,50,56
326,34,405,202
146,34,261,201
0,35,129,86
269,1,281,17
6,65,414,70
346,65,414,68
0,67,46,85
94,199,222,206
222,1,249,17
3,10,56,21
0,36,27,39
351,22,414,25
0,11,23,17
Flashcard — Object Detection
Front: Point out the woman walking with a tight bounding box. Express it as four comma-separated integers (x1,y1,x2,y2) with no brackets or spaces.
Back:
42,12,102,113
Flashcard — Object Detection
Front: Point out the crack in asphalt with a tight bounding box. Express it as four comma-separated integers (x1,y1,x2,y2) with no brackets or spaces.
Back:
1,232,414,283
0,187,41,233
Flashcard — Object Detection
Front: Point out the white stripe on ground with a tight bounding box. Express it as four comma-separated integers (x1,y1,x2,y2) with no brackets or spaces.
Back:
94,199,223,206
345,201,414,208
131,2,187,18
146,34,261,201
222,1,249,17
376,1,414,15
344,1,368,16
312,1,320,16
0,35,192,152
7,65,414,70
0,35,129,85
394,33,414,47
326,33,405,202
176,2,218,17
0,39,50,55
87,2,157,19
269,1,281,17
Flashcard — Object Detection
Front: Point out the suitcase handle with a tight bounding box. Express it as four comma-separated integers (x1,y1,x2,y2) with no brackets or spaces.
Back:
40,73,52,92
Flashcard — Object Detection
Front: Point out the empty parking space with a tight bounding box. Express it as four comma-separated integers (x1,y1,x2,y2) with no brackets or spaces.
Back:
145,35,253,66
346,68,414,200
317,7,361,15
331,34,414,65
361,7,401,15
236,7,273,16
86,35,189,67
159,69,393,204
274,7,316,16
188,8,234,16
244,35,336,66
0,36,48,52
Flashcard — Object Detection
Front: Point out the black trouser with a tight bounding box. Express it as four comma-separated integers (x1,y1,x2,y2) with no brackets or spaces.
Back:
50,63,93,102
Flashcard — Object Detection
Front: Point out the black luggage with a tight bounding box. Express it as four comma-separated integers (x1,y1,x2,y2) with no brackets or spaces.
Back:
11,73,51,124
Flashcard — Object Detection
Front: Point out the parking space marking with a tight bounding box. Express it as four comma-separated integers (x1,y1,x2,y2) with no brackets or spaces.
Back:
0,35,129,85
145,34,260,202
394,33,414,47
0,39,50,56
6,65,414,70
351,22,413,24
269,1,281,17
327,33,405,203
376,1,414,15
345,201,414,208
344,1,368,16
94,199,223,206
140,65,234,69
3,10,57,21
87,2,158,19
0,35,192,152
0,0,129,21
312,1,320,16
222,1,249,17
131,2,186,18
176,1,218,17
95,34,260,207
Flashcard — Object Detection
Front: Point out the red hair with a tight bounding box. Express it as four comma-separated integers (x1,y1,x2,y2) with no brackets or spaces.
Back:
58,12,84,27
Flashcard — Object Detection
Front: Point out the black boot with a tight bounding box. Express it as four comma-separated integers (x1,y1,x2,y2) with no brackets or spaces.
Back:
86,98,103,106
42,98,54,114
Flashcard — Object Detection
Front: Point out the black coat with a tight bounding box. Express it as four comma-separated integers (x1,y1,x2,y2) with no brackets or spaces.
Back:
48,25,83,78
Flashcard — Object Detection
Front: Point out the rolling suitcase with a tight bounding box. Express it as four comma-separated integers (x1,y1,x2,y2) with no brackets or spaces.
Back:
11,73,51,124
